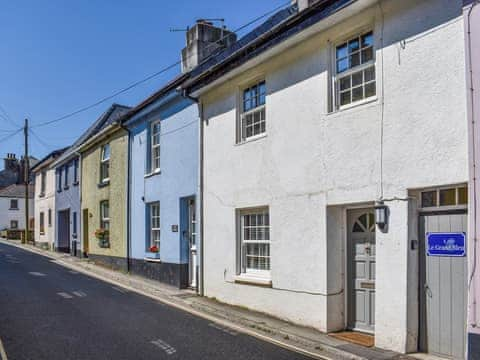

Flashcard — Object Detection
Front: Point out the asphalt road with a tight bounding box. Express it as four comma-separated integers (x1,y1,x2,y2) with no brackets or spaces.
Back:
0,243,312,360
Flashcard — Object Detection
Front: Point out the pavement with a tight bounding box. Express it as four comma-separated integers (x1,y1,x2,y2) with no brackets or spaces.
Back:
0,239,416,360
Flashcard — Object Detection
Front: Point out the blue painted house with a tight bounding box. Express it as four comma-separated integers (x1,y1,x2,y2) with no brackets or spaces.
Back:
52,104,130,256
124,76,199,289
123,20,234,290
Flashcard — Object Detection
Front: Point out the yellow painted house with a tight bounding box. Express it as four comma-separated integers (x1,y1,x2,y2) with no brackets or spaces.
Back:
77,104,130,270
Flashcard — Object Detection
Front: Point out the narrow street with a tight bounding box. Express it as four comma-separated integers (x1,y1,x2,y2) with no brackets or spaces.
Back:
0,243,312,360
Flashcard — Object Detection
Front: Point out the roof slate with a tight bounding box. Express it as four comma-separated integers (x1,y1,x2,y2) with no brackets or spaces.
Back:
0,184,35,198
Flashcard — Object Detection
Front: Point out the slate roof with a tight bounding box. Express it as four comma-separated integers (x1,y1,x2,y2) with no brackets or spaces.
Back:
53,103,131,167
0,184,35,198
184,0,355,93
31,147,68,173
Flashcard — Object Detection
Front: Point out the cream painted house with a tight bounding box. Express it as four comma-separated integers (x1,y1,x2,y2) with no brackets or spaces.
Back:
31,148,67,250
184,0,472,357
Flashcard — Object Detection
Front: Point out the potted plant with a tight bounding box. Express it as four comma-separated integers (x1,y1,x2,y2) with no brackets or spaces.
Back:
146,244,160,259
95,228,110,248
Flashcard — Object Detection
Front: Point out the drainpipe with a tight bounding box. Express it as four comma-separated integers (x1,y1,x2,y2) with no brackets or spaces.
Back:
121,124,132,273
467,0,480,331
183,89,204,296
75,151,83,257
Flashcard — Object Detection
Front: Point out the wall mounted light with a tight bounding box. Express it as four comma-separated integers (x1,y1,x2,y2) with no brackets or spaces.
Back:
374,201,388,230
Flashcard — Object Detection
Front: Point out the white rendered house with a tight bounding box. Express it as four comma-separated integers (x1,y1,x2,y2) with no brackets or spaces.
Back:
31,149,66,249
184,0,471,357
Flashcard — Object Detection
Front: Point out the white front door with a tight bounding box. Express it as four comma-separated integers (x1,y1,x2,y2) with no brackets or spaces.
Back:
188,199,197,288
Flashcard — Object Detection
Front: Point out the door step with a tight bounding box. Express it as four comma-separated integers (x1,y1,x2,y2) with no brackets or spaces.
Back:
329,331,375,347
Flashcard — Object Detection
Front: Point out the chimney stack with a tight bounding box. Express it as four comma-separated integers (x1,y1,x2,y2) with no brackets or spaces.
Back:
292,0,312,12
4,153,18,171
181,20,237,73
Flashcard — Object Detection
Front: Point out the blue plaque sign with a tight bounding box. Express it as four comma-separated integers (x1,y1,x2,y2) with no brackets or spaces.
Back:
427,232,466,257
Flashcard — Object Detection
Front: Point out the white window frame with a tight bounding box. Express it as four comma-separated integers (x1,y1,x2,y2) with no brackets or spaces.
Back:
100,144,110,184
334,30,376,110
10,199,18,210
40,171,46,195
148,202,160,249
100,200,110,236
150,120,161,173
39,212,45,235
238,207,271,278
238,80,266,143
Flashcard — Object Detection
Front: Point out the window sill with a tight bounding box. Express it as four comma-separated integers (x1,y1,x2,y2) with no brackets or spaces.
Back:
9,208,19,211
144,257,161,263
72,233,77,239
63,186,69,190
73,181,79,187
328,97,378,116
144,169,161,179
234,274,272,287
235,133,267,146
57,189,62,193
98,181,110,188
39,193,45,198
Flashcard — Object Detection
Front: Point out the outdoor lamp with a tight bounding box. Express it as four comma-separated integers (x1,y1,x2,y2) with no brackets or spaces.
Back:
374,201,388,229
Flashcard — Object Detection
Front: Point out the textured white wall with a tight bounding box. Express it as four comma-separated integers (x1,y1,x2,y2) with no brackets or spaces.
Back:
201,0,468,353
34,167,56,246
0,197,33,230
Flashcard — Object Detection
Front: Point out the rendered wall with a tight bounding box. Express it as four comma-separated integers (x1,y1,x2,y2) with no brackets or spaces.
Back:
200,0,467,353
34,167,56,246
81,129,128,261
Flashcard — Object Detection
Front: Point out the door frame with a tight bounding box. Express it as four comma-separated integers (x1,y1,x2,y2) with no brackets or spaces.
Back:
82,208,89,257
417,208,467,354
346,206,376,334
57,209,71,253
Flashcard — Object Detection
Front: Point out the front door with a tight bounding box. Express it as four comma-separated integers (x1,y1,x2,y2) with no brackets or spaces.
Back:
58,209,70,253
419,212,467,359
347,208,376,333
188,199,197,288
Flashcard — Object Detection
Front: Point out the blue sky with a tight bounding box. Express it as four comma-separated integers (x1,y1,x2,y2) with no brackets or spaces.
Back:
0,0,287,164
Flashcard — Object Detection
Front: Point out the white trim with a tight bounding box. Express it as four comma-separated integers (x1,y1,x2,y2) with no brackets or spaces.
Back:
234,273,272,286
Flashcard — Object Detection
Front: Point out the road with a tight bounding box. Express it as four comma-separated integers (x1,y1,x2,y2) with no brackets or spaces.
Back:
0,243,313,360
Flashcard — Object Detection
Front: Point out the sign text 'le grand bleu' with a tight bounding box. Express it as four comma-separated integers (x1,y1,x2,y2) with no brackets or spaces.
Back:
427,232,466,257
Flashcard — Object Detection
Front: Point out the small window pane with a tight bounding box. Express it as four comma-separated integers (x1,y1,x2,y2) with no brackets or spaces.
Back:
361,32,374,47
348,38,359,52
352,72,363,87
340,77,351,91
364,67,375,82
421,191,437,207
337,58,349,73
458,187,468,205
350,52,360,68
340,91,351,106
352,86,363,102
440,188,456,206
336,43,348,59
364,82,376,98
361,47,374,63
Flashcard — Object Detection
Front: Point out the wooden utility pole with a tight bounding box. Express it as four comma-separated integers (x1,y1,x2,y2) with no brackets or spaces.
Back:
23,118,29,244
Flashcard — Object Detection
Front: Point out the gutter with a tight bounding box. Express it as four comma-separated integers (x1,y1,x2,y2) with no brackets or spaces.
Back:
122,123,132,273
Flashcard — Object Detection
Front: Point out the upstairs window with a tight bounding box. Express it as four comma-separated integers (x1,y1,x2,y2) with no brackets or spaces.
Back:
335,31,375,108
10,199,18,210
40,171,46,195
57,168,62,192
64,164,69,189
150,121,161,173
100,144,110,184
239,81,266,142
73,159,79,184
